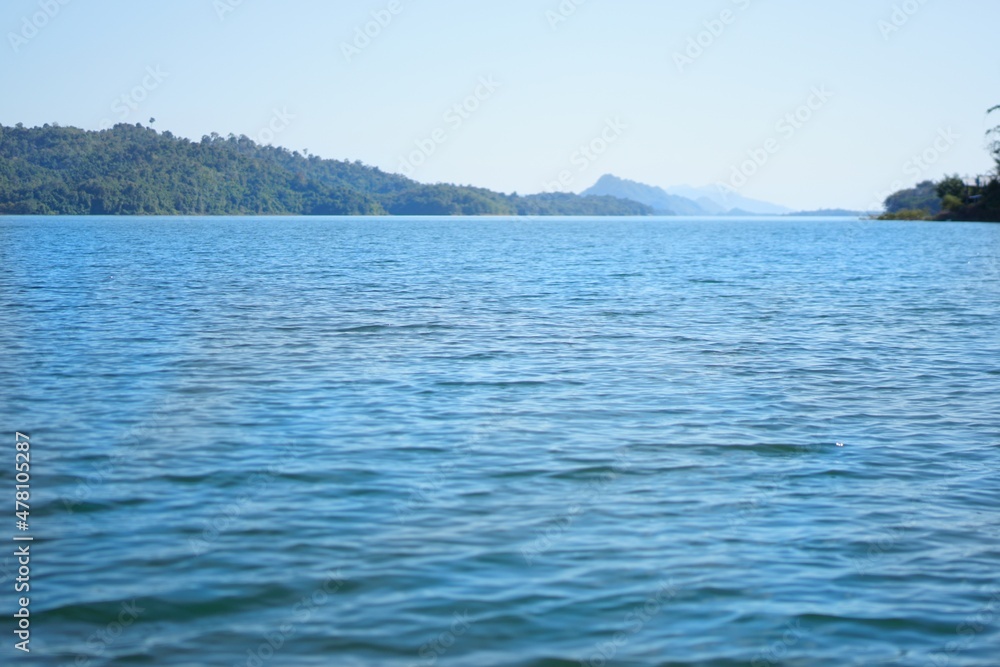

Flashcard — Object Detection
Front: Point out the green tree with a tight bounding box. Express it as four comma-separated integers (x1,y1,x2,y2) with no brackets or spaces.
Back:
878,208,933,221
935,175,966,201
883,180,941,216
941,194,964,212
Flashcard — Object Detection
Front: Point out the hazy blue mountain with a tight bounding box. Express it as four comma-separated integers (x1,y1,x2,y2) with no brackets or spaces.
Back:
663,184,792,215
582,175,708,215
694,197,726,215
584,175,792,216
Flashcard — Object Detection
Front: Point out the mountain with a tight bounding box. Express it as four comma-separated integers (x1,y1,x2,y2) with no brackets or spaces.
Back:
0,123,652,217
582,175,792,216
663,184,792,215
692,197,726,215
582,175,707,215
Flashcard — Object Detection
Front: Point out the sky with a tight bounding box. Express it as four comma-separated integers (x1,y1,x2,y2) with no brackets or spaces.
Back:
1,0,999,211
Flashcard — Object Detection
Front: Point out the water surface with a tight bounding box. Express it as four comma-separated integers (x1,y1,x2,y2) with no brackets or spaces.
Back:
1,216,998,666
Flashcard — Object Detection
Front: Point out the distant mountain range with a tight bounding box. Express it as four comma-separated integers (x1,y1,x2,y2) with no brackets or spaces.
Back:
582,175,793,216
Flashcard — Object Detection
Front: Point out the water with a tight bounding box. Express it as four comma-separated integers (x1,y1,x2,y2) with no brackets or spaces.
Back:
1,216,999,667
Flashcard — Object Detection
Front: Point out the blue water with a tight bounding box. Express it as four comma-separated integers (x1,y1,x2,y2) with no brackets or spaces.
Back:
1,216,999,667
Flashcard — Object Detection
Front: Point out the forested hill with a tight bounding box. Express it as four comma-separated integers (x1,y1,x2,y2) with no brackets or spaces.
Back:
0,123,652,217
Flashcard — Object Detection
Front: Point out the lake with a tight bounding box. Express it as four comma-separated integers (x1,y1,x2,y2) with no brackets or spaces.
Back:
1,216,998,666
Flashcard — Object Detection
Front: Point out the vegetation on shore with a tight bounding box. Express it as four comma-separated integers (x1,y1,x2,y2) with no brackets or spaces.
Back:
878,106,1000,222
7,110,999,221
0,123,652,217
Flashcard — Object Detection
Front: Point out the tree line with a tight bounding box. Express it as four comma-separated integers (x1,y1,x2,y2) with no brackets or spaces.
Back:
0,123,652,217
879,106,1000,222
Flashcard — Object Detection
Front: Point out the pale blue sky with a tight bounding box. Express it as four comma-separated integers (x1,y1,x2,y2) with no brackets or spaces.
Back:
2,0,998,210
